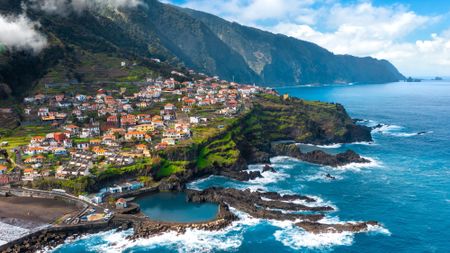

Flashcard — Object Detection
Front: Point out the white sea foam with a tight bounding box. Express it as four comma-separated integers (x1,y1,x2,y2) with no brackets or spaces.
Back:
274,224,354,250
290,196,337,210
367,224,392,236
272,215,391,251
305,172,344,182
186,175,215,190
261,193,337,210
48,202,390,253
0,221,30,245
389,131,433,137
370,122,432,138
334,156,382,172
56,208,261,253
299,143,343,149
270,156,301,163
249,168,290,185
350,141,376,146
373,124,403,133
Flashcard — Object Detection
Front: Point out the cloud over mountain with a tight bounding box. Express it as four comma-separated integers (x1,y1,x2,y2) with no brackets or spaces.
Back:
31,0,144,15
170,0,450,76
0,13,47,53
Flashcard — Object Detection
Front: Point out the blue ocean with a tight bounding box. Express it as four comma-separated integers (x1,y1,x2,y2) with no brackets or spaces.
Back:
53,81,450,253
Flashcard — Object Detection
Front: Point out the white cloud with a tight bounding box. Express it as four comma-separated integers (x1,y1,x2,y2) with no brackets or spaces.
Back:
0,14,48,53
271,2,447,76
173,0,316,27
171,0,450,76
31,0,144,15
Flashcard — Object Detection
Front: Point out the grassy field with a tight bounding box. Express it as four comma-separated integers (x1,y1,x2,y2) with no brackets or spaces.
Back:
0,125,54,150
156,160,189,178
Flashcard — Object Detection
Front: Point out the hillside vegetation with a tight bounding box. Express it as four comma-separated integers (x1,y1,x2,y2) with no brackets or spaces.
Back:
0,0,403,101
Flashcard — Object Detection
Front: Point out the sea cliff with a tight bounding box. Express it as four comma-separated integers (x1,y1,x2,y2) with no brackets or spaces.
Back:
155,94,372,189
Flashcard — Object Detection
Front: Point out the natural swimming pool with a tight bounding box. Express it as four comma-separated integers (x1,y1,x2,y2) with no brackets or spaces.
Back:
135,192,219,223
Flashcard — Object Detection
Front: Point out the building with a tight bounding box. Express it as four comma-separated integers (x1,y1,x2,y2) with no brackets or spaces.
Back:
116,198,128,209
125,131,146,141
135,124,155,133
80,127,99,139
164,103,176,111
23,168,38,181
54,132,66,142
121,115,137,127
190,117,200,124
56,162,92,178
0,165,7,175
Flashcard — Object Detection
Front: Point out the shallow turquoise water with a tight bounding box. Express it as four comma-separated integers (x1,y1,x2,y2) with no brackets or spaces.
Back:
135,192,218,223
53,81,450,253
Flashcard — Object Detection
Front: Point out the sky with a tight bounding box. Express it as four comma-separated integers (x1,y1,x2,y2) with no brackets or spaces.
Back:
165,0,450,77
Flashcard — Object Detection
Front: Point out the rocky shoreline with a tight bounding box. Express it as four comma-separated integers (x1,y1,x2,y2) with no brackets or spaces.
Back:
186,188,380,234
1,174,379,253
270,143,370,167
1,136,376,252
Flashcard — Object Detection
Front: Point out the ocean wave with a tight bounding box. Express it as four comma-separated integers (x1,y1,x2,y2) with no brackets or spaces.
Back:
334,156,382,172
319,217,391,235
48,203,389,253
274,224,354,250
367,224,392,236
270,156,302,163
261,194,338,211
304,172,344,182
52,208,260,253
288,196,337,210
299,141,376,149
369,121,432,138
350,141,376,146
0,221,31,246
389,131,433,137
299,143,343,149
186,175,215,190
373,124,403,133
248,165,290,186
272,216,390,251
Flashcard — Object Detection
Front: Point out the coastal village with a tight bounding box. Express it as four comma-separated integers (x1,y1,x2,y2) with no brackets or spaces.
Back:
0,73,275,212
0,66,381,252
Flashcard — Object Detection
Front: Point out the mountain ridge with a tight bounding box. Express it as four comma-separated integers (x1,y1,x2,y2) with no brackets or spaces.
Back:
0,0,404,100
179,5,404,85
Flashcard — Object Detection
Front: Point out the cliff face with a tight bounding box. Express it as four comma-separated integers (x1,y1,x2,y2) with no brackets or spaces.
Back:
229,95,372,164
179,7,405,85
157,95,372,178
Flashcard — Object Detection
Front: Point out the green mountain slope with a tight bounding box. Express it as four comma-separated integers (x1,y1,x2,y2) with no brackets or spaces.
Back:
0,0,404,100
180,7,404,85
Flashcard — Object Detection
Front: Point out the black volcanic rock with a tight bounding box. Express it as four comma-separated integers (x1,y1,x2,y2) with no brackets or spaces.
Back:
296,221,380,234
302,150,369,167
219,170,262,181
262,164,276,173
186,188,333,221
270,143,369,167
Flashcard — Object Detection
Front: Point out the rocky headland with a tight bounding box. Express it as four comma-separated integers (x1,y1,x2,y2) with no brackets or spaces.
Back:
156,95,373,187
186,188,378,234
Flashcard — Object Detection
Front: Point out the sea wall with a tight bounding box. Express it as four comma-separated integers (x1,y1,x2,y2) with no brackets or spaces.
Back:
0,188,88,209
